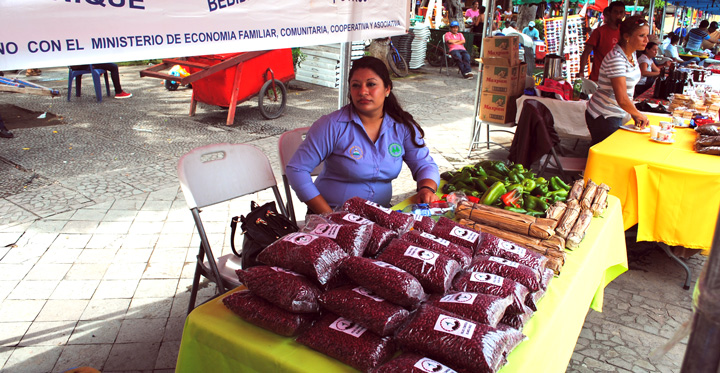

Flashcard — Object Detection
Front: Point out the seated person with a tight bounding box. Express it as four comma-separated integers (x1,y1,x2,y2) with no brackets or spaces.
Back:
522,21,540,41
444,21,474,79
286,56,440,214
69,63,132,99
664,34,702,67
634,42,670,98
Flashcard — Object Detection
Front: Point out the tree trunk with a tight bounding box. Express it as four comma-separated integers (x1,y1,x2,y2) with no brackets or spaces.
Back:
518,5,538,31
369,39,391,70
447,0,465,31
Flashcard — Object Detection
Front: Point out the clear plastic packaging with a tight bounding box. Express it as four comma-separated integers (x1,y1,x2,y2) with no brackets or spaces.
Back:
500,311,533,330
302,215,372,257
408,213,437,233
395,305,508,373
426,291,513,328
319,285,411,336
222,290,316,337
452,271,531,315
326,211,398,257
342,196,415,233
468,255,542,293
341,256,427,308
431,217,483,254
400,230,473,269
496,323,528,356
236,266,321,313
256,232,348,286
476,234,548,273
373,353,462,373
377,239,462,294
296,313,396,371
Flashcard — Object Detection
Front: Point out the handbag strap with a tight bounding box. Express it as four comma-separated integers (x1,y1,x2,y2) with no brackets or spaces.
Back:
229,215,242,257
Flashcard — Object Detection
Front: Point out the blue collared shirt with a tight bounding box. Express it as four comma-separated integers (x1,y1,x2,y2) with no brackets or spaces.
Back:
286,105,440,208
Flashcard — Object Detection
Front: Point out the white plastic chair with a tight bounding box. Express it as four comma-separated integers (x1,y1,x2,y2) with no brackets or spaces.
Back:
178,143,288,315
278,127,323,224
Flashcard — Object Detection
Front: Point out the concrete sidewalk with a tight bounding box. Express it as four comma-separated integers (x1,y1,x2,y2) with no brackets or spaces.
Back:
0,64,704,373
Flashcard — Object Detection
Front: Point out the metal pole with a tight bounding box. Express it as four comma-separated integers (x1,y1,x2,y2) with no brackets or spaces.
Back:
338,42,351,109
659,3,667,40
469,0,495,153
648,0,655,34
558,0,570,57
680,207,720,372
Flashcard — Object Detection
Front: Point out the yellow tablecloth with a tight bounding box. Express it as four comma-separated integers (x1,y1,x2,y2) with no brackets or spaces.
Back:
584,116,720,251
175,196,628,373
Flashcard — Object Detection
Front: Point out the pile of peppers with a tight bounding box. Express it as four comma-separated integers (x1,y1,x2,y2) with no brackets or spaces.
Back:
439,160,571,217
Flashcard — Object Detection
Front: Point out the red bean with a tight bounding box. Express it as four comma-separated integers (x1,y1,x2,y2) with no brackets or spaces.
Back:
342,197,415,233
452,271,530,316
236,266,321,313
431,217,483,254
327,211,398,256
373,353,463,373
377,239,462,294
296,313,396,371
222,290,316,337
395,305,508,373
341,256,427,308
410,214,436,233
302,218,372,257
500,311,532,330
400,230,473,268
476,234,548,273
319,285,410,336
496,323,528,357
256,232,348,286
468,255,541,293
426,291,512,328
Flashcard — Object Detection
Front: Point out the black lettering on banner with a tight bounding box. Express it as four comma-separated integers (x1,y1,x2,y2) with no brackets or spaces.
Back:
0,42,19,55
63,0,144,9
66,39,85,51
167,34,182,44
28,40,62,53
208,0,245,12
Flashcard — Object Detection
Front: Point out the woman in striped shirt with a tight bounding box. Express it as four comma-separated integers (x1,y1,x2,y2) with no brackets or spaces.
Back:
585,16,650,145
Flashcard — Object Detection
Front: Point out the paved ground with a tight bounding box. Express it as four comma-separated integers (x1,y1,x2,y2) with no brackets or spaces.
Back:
0,63,706,373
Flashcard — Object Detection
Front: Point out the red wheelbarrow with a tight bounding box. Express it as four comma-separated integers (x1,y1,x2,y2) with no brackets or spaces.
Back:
140,49,294,125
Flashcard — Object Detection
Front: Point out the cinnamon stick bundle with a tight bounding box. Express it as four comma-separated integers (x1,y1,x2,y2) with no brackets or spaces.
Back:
590,183,610,217
458,219,542,247
580,180,598,210
567,209,594,249
556,199,581,239
568,179,585,202
545,201,567,222
455,200,553,239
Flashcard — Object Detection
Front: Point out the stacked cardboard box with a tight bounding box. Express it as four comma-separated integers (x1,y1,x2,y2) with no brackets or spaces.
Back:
479,35,525,124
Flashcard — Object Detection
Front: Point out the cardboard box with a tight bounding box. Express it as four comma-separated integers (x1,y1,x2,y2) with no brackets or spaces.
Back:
482,64,522,95
515,63,528,95
479,92,518,124
481,36,520,66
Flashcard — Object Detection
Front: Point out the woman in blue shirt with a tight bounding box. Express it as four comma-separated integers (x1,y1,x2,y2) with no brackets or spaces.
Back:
286,56,440,214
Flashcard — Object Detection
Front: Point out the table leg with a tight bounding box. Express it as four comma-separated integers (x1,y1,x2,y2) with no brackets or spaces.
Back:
657,242,692,290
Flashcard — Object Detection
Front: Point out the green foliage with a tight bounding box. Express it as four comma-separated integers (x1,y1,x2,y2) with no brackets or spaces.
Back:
292,48,306,71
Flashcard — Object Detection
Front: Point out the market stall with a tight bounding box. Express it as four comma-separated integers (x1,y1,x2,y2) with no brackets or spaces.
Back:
175,194,627,373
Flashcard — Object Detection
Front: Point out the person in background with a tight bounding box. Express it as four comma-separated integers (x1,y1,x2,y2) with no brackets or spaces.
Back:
579,1,626,82
522,21,540,40
469,3,486,54
686,20,712,52
495,5,503,29
465,1,480,20
286,56,440,214
634,42,671,98
675,21,689,45
661,31,675,51
26,69,41,77
503,6,513,22
585,15,649,145
69,63,132,99
702,21,720,51
444,21,474,79
664,34,702,66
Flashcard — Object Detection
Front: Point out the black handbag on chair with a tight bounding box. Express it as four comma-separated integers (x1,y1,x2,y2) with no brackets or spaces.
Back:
230,201,298,269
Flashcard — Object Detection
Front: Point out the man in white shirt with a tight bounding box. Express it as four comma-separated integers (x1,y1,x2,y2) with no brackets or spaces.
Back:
664,34,701,66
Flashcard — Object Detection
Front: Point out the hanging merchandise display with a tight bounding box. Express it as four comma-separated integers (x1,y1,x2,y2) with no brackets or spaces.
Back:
544,15,587,81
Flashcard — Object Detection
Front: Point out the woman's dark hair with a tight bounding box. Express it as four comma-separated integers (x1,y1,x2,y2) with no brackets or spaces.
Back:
347,56,425,147
637,41,657,56
670,34,680,44
618,15,649,46
472,0,479,5
479,5,486,12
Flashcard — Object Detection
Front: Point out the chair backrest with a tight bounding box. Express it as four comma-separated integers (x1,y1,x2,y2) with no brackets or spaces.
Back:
178,143,279,209
278,127,323,177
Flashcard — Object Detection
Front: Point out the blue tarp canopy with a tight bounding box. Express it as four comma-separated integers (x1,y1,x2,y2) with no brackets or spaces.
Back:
668,0,720,15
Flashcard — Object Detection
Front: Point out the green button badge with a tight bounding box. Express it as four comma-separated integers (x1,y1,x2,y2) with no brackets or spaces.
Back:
388,142,403,157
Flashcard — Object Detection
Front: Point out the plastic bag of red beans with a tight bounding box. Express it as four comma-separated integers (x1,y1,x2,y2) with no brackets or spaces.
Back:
525,268,555,311
395,305,508,373
222,290,316,337
400,230,473,268
302,215,372,257
373,353,462,373
236,266,321,313
468,255,541,293
256,232,348,286
341,256,427,308
430,217,483,254
426,291,513,328
377,239,462,294
342,197,415,233
452,271,530,315
409,214,436,233
500,310,533,330
326,211,398,257
476,234,548,273
319,285,410,336
496,323,528,355
296,313,396,371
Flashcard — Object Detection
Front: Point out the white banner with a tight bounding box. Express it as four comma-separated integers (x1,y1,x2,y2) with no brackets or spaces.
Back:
0,0,410,70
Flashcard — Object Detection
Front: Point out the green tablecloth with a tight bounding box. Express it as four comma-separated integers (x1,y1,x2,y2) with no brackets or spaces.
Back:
176,196,628,373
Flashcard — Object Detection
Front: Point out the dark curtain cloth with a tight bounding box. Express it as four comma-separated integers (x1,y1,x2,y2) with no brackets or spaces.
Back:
508,99,560,168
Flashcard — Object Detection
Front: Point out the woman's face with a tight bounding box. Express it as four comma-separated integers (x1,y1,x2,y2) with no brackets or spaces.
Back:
647,44,658,58
350,68,390,119
628,25,649,51
472,2,479,9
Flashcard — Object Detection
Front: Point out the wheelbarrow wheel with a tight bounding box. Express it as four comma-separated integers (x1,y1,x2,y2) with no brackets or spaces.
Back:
165,80,179,91
259,79,287,119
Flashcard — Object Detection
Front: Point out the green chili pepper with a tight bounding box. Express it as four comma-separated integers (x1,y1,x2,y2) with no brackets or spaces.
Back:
472,177,489,192
525,209,546,217
550,176,571,191
507,170,522,184
504,206,528,213
462,189,481,198
532,184,549,196
486,170,505,180
473,165,488,178
478,160,494,170
525,195,549,211
441,183,457,194
521,178,536,192
480,181,507,206
492,162,511,176
440,171,456,181
506,183,523,192
510,163,525,172
485,175,504,185
535,177,548,185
